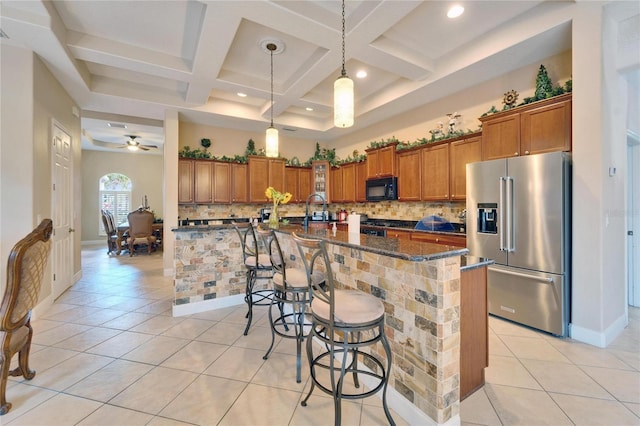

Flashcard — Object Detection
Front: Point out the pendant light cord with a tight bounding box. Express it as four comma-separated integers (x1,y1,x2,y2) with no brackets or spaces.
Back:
270,47,274,127
341,0,346,77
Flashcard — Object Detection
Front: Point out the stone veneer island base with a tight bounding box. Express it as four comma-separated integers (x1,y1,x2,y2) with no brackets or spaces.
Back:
173,223,489,425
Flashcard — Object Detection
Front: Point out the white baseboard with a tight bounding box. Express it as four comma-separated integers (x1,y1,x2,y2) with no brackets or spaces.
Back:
172,294,245,317
73,269,82,284
569,313,629,348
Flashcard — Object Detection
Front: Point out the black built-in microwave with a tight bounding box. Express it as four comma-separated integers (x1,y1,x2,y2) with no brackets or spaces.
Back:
366,176,398,201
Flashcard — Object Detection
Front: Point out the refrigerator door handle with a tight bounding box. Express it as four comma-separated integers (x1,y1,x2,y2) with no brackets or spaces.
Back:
506,176,514,252
499,177,506,251
494,267,554,283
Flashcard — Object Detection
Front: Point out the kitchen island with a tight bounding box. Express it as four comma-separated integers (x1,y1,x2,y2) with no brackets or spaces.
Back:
172,223,489,424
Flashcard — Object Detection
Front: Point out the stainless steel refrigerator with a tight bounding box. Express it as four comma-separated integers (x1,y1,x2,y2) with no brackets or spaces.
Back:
466,152,571,336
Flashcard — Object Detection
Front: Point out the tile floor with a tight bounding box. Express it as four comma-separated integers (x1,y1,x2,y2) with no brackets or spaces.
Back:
2,244,639,425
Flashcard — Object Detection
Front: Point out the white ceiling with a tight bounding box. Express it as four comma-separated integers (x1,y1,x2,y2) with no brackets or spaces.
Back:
0,0,573,154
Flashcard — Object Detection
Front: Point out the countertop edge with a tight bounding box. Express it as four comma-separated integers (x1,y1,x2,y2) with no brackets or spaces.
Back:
460,256,494,271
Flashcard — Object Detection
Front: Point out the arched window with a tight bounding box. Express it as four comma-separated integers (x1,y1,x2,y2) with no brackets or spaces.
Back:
99,173,132,234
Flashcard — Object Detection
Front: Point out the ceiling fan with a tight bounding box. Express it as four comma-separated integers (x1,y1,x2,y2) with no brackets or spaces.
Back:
119,135,158,151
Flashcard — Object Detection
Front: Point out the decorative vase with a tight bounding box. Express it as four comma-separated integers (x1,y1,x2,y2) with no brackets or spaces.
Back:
269,204,279,228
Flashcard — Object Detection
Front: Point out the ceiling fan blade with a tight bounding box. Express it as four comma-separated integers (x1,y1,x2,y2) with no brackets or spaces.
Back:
141,144,158,149
139,146,150,151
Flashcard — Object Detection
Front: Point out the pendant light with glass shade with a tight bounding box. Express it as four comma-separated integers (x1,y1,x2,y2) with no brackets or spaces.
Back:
265,42,279,157
334,0,353,128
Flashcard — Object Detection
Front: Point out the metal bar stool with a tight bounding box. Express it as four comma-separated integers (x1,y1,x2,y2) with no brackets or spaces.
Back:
256,228,325,383
232,222,275,335
292,232,395,426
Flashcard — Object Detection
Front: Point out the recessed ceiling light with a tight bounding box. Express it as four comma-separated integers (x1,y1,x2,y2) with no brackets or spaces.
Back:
447,4,464,19
107,122,127,129
306,107,314,111
237,92,247,97
356,70,367,79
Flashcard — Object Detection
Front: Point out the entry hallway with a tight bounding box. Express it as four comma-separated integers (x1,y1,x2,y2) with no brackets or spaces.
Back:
2,244,639,425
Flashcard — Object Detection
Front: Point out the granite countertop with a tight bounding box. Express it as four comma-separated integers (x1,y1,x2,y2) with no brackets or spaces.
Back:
270,224,468,262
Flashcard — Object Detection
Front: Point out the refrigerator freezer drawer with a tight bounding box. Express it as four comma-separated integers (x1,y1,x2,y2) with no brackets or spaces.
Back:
488,265,568,336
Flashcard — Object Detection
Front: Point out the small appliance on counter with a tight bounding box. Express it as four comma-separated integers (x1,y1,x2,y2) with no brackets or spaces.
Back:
311,211,329,221
414,215,455,232
259,208,272,222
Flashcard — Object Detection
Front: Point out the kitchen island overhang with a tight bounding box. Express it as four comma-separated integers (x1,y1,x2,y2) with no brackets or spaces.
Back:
172,223,472,424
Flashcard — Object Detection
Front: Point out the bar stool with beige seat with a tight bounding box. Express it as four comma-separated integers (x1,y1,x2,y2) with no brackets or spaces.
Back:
292,232,395,426
232,222,276,336
256,227,325,383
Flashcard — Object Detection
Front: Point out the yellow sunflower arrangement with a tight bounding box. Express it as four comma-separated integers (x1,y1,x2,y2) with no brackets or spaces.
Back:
265,187,292,226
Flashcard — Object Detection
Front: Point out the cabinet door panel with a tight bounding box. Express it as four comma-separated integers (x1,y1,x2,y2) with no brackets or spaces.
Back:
178,159,194,204
355,161,367,202
398,149,421,201
231,163,248,203
269,159,285,191
248,157,269,202
421,144,450,201
285,168,300,202
194,161,213,204
482,114,520,160
342,163,356,202
213,162,231,203
299,168,312,203
450,136,482,200
520,98,571,155
331,167,343,203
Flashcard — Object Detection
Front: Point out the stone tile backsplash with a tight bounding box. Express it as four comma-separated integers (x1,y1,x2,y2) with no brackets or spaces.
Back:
179,200,466,223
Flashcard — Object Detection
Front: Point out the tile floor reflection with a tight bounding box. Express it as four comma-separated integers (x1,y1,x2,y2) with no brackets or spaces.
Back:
3,244,639,425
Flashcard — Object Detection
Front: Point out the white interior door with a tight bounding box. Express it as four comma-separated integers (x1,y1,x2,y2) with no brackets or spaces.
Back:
52,121,73,299
628,141,640,307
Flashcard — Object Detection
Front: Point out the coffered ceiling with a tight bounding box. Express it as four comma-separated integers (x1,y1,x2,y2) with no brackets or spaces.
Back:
1,0,573,153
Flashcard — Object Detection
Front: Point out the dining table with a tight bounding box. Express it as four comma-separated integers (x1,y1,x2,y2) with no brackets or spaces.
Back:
116,222,163,255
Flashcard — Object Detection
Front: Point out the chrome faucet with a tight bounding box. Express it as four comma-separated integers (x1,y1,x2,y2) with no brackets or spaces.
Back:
304,192,327,231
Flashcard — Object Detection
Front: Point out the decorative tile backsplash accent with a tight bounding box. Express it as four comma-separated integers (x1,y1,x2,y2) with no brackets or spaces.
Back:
179,200,466,223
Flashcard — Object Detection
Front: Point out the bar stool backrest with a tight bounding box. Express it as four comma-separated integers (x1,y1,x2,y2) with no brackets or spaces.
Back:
256,228,285,274
291,233,334,320
232,222,259,265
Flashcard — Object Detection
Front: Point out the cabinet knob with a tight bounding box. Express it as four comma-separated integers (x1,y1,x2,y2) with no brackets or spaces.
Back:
514,152,519,156
436,238,440,242
525,150,530,155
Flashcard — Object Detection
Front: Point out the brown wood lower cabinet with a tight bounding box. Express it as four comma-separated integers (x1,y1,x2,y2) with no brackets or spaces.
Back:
410,231,466,247
460,266,488,400
387,229,412,240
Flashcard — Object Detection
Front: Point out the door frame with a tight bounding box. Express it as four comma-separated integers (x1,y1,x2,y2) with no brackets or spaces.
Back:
50,119,74,299
628,133,640,307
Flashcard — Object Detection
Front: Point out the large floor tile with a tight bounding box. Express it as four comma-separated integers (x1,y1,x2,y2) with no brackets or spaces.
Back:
550,393,640,426
546,337,636,370
203,346,266,381
109,366,198,414
580,365,640,403
290,393,362,426
53,326,122,352
5,393,102,426
499,335,571,363
252,351,309,391
218,383,301,426
31,322,92,346
121,334,190,365
129,314,185,334
162,317,215,339
195,320,244,345
485,355,542,390
160,340,228,373
26,352,113,391
520,358,613,399
76,403,154,425
159,375,247,424
0,383,58,424
64,359,154,402
460,388,502,426
484,384,572,425
86,330,153,358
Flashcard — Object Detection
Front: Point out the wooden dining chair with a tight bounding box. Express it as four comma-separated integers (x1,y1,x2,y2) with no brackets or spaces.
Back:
126,209,157,256
0,219,53,415
100,209,118,254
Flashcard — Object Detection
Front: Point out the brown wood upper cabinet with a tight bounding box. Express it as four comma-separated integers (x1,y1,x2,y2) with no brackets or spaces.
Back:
178,159,194,204
341,162,356,202
213,162,231,204
231,163,248,203
449,135,482,200
480,93,571,160
397,148,422,201
285,166,312,203
331,166,344,203
421,142,450,201
365,142,398,179
248,156,285,203
355,161,367,202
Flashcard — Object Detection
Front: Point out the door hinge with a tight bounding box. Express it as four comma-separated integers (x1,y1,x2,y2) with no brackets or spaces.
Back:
53,273,56,281
53,183,56,190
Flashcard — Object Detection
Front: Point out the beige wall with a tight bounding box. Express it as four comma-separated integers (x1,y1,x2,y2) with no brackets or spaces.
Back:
178,121,320,161
81,151,164,242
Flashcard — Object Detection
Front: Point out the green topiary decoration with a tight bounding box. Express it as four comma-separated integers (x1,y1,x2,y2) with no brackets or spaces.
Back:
200,138,211,149
534,65,554,101
245,139,257,156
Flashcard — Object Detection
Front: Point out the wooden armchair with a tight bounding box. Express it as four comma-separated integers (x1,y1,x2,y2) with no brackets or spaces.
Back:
100,209,118,254
1,219,52,415
126,209,157,256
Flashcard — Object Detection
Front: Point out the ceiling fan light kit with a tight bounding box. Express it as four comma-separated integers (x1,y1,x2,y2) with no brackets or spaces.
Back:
334,0,354,129
119,135,157,152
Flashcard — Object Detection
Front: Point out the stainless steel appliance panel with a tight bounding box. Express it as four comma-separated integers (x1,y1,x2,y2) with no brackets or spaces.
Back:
467,158,507,265
507,153,569,274
488,264,568,336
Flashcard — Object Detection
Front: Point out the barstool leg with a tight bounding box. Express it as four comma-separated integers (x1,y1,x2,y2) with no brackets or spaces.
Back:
301,325,317,407
381,325,396,426
293,299,305,383
244,269,256,336
263,292,277,360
